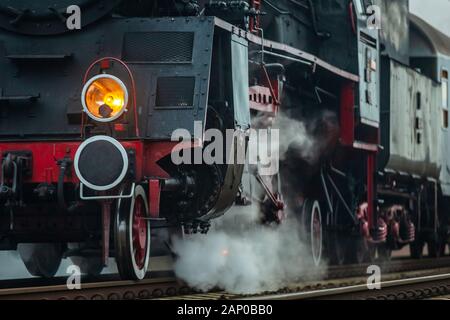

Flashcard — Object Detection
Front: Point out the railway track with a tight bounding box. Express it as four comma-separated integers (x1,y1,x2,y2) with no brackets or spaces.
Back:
2,257,450,300
161,257,450,300
246,273,450,300
169,269,450,300
0,276,187,300
326,256,450,279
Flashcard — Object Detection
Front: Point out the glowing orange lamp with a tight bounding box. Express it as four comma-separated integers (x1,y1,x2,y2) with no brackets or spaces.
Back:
81,74,128,122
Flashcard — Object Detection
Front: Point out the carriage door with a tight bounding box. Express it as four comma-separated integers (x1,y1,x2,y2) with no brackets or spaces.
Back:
441,69,450,194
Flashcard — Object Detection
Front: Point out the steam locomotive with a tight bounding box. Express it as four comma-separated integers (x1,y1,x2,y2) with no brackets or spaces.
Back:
0,0,448,280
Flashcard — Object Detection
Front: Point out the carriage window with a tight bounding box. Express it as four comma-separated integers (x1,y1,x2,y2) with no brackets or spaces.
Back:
416,92,421,110
443,70,448,129
443,70,448,108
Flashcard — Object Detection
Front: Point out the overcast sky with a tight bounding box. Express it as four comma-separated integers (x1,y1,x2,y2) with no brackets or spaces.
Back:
410,0,450,36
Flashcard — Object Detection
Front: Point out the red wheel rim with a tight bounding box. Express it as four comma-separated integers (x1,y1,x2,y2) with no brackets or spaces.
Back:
132,195,147,269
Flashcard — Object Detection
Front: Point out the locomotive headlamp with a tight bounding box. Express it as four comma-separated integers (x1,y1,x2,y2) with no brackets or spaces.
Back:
82,74,128,122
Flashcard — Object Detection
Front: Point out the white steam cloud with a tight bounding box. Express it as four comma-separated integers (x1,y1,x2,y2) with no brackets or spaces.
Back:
273,113,318,164
172,205,325,294
172,110,336,294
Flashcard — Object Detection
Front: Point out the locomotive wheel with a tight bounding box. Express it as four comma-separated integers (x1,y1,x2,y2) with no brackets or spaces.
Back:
301,200,323,267
70,256,104,277
18,243,63,278
115,185,151,280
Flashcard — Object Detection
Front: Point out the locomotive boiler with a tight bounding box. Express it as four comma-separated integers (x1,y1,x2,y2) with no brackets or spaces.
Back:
0,0,449,281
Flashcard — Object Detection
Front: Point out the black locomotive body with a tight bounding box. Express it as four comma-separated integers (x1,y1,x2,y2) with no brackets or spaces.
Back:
0,0,251,279
0,0,448,280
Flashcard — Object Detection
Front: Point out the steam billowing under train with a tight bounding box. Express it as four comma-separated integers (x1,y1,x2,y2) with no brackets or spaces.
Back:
0,0,449,284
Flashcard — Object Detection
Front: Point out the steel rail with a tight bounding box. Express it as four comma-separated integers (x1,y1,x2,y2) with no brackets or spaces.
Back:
161,258,450,300
318,256,450,280
244,273,450,300
3,257,450,300
0,277,184,300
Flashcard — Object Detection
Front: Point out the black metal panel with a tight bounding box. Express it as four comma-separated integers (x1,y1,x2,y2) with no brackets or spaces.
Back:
156,77,195,107
261,0,320,57
131,17,215,140
261,0,359,74
0,16,215,140
0,17,119,139
122,32,194,63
